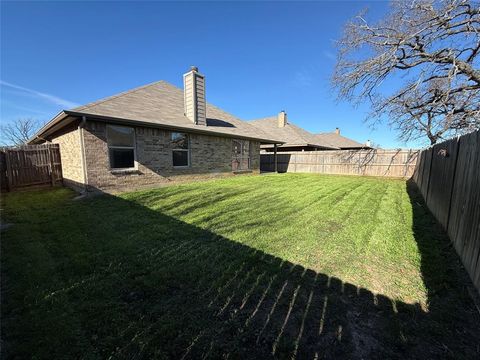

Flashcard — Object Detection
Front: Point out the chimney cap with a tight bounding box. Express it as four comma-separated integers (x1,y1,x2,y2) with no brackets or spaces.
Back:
190,66,199,72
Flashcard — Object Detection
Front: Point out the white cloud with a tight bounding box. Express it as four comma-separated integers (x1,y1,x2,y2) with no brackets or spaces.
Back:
1,100,51,116
0,80,79,109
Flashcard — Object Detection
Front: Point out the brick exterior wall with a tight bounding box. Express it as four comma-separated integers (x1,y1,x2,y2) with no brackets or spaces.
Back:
50,121,85,190
81,121,260,192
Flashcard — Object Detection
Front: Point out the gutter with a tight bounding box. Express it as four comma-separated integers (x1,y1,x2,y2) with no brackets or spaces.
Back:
79,116,88,192
63,111,284,144
260,143,340,150
29,110,284,145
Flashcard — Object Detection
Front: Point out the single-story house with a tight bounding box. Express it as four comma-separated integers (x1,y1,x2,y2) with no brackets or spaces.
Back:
249,112,337,152
314,128,371,150
249,112,370,152
29,67,283,192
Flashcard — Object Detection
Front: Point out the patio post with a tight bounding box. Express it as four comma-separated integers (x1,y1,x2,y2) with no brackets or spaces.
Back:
274,144,278,173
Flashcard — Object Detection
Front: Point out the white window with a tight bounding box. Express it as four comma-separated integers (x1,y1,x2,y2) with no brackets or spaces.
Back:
106,125,136,169
171,132,190,167
232,139,251,171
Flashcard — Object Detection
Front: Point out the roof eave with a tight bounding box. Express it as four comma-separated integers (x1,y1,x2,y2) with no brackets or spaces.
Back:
64,111,285,144
27,110,69,144
261,142,338,150
306,143,339,150
28,110,284,145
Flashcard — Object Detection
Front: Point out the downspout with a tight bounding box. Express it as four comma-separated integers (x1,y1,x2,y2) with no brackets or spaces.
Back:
79,116,88,192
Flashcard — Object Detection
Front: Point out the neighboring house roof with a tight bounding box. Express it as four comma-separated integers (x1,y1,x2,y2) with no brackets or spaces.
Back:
30,81,283,144
249,116,338,149
314,132,368,149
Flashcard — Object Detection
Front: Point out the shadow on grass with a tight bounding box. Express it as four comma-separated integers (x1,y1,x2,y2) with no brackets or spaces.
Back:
1,183,480,359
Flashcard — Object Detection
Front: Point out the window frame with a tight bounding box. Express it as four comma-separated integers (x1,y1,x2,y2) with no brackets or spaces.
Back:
232,139,251,171
171,132,191,168
106,125,137,171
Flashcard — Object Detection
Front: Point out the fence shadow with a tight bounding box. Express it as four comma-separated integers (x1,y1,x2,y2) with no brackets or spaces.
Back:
2,185,480,359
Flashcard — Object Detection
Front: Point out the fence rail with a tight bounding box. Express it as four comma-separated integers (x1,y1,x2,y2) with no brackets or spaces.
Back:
413,130,480,293
0,144,62,192
261,149,419,178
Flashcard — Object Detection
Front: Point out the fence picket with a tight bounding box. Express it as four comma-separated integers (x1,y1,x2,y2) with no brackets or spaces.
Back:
0,144,62,191
260,149,419,178
413,130,480,294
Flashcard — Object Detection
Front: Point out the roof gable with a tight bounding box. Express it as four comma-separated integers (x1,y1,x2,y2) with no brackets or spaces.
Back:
314,132,366,149
249,116,337,149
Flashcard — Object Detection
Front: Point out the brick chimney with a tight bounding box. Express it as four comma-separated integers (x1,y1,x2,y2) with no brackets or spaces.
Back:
335,127,340,135
278,111,287,128
183,66,206,126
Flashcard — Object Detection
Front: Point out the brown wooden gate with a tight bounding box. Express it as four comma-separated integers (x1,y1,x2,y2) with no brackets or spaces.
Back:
0,144,62,192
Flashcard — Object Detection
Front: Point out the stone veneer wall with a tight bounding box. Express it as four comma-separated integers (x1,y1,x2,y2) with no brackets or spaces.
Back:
82,121,260,192
50,121,85,190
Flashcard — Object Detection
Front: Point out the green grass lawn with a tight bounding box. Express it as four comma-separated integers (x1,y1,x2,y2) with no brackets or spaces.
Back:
2,173,479,359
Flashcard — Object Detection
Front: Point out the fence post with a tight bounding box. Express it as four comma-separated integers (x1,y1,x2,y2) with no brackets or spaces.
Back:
49,145,55,187
5,150,13,192
425,147,435,204
404,150,410,177
356,152,359,174
446,137,461,232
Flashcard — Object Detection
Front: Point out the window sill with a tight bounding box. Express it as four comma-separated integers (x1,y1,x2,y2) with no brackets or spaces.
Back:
110,169,140,175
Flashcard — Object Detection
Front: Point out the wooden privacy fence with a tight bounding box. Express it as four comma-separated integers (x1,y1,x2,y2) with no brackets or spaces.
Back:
0,144,62,192
413,130,480,293
261,149,419,178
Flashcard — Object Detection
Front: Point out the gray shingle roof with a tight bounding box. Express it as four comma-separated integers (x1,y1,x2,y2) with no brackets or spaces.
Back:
33,81,282,144
249,116,338,149
314,132,367,149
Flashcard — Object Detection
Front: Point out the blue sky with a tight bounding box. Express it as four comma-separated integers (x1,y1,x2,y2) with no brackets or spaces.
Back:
1,1,424,148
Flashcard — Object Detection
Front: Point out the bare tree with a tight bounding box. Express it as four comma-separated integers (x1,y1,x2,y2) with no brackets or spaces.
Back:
333,0,480,145
0,118,40,146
